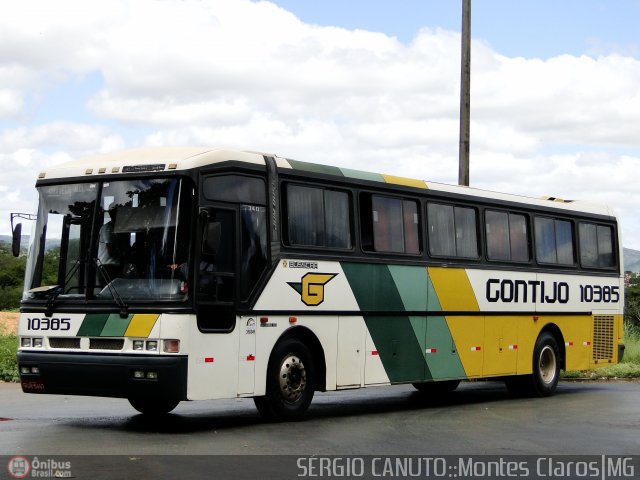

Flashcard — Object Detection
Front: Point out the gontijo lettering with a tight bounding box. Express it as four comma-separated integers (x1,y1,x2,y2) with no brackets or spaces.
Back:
486,278,620,304
486,279,569,304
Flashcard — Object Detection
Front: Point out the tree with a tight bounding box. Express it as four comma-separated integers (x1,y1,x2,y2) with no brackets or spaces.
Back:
625,285,640,331
0,242,26,310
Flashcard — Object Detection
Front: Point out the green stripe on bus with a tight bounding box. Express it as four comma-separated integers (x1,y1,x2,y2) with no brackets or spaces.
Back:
339,168,385,183
76,313,109,336
364,315,429,382
388,265,428,311
342,262,466,382
425,271,467,379
341,263,405,311
100,313,134,336
388,266,436,379
287,159,344,177
425,315,468,380
408,314,429,376
426,273,442,311
341,263,432,382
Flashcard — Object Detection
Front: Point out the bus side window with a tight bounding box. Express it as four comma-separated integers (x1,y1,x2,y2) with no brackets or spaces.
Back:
534,217,575,266
579,222,615,268
427,202,478,258
361,194,420,254
285,184,352,249
485,210,530,263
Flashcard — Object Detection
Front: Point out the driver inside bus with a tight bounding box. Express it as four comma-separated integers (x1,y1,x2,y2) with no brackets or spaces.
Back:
98,203,122,280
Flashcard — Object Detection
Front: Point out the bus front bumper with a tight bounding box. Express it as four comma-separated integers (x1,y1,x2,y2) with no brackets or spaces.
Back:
17,351,188,401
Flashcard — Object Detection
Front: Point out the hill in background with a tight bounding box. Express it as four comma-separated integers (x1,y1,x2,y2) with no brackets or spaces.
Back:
624,248,640,273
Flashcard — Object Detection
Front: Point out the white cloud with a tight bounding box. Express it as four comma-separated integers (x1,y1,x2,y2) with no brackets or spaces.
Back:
0,123,125,228
0,123,123,154
2,0,640,250
88,93,253,126
0,89,22,118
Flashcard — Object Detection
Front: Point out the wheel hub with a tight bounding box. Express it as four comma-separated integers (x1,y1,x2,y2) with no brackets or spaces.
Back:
539,345,557,385
278,354,307,403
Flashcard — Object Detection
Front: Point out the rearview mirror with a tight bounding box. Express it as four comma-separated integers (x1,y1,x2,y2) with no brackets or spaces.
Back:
12,223,22,257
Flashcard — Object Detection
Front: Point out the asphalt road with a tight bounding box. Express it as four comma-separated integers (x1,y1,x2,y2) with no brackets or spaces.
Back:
0,381,640,480
1,379,639,457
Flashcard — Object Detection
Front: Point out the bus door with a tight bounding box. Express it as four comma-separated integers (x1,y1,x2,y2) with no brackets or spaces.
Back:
196,207,238,332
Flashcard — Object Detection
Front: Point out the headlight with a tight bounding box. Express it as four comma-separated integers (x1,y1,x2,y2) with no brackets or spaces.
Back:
163,339,180,353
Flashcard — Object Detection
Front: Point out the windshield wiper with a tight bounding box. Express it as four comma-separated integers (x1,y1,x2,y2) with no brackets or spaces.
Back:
94,259,129,318
27,285,64,317
28,259,84,316
45,286,64,317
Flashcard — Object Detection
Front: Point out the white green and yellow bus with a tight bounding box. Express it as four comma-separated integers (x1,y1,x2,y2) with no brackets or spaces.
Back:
15,147,624,419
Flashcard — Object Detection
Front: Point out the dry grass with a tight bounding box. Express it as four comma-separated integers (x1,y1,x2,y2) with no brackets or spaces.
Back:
0,312,17,336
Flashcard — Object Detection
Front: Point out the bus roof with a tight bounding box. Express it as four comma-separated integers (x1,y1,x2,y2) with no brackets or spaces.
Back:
37,147,615,218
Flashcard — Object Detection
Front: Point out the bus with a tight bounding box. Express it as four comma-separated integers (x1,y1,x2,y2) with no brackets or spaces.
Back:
15,147,624,419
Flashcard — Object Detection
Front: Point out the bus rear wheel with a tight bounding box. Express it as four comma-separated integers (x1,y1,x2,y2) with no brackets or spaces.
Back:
254,337,315,421
506,332,560,397
128,397,180,415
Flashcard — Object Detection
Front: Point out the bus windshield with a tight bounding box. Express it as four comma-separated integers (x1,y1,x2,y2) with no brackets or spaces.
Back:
23,177,192,304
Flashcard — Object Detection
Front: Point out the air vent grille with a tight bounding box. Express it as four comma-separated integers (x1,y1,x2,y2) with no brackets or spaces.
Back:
593,315,614,362
89,338,124,350
49,338,81,349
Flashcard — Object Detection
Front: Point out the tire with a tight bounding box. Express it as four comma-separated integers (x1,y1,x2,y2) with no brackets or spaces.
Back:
254,337,315,421
412,380,460,395
531,332,560,396
506,332,560,397
128,397,180,415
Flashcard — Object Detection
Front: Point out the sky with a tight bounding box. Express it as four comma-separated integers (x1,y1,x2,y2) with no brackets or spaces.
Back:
2,0,640,252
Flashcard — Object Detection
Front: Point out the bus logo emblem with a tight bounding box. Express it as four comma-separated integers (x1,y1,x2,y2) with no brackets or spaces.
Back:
288,273,337,306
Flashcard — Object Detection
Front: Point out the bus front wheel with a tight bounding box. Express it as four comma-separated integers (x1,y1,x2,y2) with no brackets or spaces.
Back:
254,337,315,421
128,397,180,415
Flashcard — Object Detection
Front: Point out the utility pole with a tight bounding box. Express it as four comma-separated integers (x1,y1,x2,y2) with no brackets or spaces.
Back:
458,0,471,186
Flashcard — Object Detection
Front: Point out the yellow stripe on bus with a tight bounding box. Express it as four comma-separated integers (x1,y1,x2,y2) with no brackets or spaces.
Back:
124,314,160,337
382,174,428,189
428,267,483,377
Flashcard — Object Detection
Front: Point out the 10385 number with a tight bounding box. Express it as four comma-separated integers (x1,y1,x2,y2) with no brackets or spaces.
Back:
27,317,71,331
579,285,620,303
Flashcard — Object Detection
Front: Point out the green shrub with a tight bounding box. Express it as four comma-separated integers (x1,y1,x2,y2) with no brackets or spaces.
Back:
0,334,18,382
622,322,640,366
589,363,640,378
0,287,23,311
